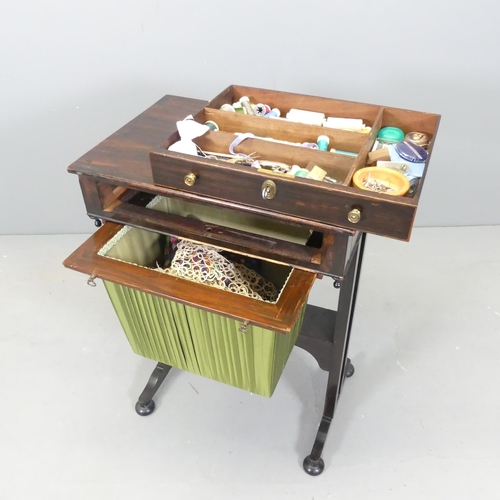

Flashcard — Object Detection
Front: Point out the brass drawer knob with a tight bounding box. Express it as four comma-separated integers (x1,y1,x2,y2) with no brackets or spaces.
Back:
184,173,197,186
348,208,361,224
262,179,277,200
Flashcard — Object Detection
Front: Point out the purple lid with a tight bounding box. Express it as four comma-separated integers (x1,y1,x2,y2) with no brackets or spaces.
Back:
395,141,428,163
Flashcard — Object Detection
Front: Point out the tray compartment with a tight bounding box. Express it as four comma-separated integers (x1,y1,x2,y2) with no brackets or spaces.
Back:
208,85,382,127
346,107,441,198
150,87,440,241
199,108,367,158
193,130,352,181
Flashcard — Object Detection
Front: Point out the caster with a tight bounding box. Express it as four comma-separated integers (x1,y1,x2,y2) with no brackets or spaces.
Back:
88,216,102,227
135,399,155,416
333,280,341,289
303,455,324,476
345,362,355,378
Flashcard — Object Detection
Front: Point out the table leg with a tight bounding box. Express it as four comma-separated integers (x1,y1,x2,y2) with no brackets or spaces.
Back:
135,362,172,416
303,233,366,476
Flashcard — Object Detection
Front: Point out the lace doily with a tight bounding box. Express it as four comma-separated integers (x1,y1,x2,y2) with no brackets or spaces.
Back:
165,240,278,302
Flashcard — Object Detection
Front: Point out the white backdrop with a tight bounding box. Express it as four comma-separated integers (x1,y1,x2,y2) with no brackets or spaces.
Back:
1,0,499,234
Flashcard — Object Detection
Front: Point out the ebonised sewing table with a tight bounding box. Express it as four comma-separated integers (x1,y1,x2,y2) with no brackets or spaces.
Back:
64,88,439,475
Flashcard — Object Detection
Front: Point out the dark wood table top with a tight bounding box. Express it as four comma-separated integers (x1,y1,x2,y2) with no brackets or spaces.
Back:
68,95,207,189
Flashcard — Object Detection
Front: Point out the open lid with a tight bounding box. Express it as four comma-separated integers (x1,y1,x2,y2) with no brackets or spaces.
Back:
63,222,316,334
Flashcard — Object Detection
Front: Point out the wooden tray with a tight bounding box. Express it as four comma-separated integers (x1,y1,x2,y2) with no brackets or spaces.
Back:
150,85,440,241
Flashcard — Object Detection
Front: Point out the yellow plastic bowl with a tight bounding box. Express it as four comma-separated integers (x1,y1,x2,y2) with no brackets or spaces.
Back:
352,167,410,196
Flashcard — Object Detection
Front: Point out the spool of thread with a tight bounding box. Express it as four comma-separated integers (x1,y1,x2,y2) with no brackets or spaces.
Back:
204,120,219,132
239,96,255,116
254,104,271,116
264,108,281,118
290,165,301,176
317,135,330,151
220,103,235,112
405,131,429,149
294,169,309,178
323,117,365,130
330,149,358,157
286,108,325,126
232,102,246,114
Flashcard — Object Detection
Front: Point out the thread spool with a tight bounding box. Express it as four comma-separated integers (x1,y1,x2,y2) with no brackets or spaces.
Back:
317,135,330,151
330,148,358,157
323,117,365,130
405,131,429,149
290,165,301,175
220,104,235,112
294,169,309,178
239,96,255,116
254,104,271,116
233,102,246,114
264,108,281,118
204,120,219,132
286,108,325,126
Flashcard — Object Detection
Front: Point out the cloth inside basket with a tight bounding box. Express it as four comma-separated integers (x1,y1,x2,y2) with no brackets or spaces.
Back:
164,240,278,302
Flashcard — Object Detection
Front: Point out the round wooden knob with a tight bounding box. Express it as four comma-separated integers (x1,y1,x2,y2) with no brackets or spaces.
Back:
184,173,197,186
348,208,361,224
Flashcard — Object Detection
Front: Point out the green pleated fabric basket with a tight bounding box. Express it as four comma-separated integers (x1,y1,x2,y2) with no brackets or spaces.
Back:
104,281,306,397
98,202,310,398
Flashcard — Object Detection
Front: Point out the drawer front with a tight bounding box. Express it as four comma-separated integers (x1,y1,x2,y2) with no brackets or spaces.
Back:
78,176,355,277
63,222,316,334
150,152,417,241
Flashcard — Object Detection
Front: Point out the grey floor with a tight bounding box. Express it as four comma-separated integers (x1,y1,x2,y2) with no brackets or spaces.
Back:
1,226,499,499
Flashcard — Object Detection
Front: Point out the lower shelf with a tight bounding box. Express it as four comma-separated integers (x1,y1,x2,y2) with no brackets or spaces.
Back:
296,305,336,371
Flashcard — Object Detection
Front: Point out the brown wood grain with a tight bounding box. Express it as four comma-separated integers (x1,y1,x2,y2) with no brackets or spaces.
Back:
82,173,355,236
110,203,332,272
346,107,384,185
63,222,316,334
209,85,383,126
68,95,208,184
202,108,367,152
150,149,419,241
77,179,351,276
69,91,439,243
194,130,352,177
